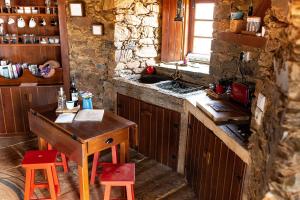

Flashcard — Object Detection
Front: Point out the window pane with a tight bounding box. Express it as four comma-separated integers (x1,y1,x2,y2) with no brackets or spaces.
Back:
193,37,212,54
194,21,213,37
195,3,215,20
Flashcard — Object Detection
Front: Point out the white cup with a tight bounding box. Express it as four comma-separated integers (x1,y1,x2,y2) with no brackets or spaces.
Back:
66,101,74,110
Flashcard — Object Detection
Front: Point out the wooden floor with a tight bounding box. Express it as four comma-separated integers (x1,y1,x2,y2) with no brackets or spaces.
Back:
0,136,196,200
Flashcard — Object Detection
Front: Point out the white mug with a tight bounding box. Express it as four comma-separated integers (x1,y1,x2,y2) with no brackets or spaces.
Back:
29,18,36,28
17,17,25,28
0,18,4,24
8,17,15,25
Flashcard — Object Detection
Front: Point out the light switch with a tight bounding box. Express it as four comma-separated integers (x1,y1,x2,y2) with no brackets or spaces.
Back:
257,93,266,112
255,107,263,126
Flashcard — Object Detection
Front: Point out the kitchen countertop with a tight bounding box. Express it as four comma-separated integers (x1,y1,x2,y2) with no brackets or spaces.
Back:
114,77,251,166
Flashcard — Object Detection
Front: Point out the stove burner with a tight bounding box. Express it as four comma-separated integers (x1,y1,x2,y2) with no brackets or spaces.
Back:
224,124,251,143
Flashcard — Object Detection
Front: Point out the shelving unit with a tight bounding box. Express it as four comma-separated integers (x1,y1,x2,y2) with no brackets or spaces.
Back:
0,0,70,136
218,32,266,49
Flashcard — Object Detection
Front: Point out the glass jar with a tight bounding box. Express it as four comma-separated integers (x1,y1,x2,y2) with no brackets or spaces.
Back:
10,34,17,44
3,34,10,44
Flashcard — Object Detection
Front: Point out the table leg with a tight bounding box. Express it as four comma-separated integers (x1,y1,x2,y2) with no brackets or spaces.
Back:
38,137,47,150
78,155,89,200
120,139,129,163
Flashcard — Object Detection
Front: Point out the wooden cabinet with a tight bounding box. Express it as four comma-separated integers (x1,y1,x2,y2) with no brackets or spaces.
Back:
186,114,246,200
117,93,181,171
0,85,60,135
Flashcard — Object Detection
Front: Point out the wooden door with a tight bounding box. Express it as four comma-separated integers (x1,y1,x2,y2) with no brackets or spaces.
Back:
0,85,60,135
186,114,246,200
117,93,181,171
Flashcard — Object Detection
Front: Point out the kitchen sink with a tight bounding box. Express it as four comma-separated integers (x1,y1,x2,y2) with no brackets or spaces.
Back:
138,74,171,84
156,80,204,94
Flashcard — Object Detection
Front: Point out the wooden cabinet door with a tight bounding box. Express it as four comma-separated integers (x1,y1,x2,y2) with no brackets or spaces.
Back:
0,85,60,135
117,93,181,171
117,93,140,148
186,114,246,200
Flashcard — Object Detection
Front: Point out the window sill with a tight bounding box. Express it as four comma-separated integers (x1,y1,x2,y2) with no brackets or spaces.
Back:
157,62,210,75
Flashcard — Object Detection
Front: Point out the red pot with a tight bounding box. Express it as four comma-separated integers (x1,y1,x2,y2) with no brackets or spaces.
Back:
215,84,224,94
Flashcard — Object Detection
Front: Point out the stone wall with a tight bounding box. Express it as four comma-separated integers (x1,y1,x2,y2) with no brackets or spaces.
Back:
114,0,161,77
261,1,300,199
66,0,115,109
211,0,263,82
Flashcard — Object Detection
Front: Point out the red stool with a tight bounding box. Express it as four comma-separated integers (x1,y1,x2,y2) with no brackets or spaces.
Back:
47,144,69,173
90,145,118,185
100,163,135,200
22,150,60,200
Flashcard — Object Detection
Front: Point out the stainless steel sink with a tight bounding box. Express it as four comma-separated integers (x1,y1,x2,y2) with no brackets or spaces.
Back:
156,80,204,94
137,74,171,84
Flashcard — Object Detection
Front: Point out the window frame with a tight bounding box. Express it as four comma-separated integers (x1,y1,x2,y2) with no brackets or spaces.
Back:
186,0,215,56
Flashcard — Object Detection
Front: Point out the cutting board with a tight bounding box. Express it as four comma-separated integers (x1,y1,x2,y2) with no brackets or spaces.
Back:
196,94,250,123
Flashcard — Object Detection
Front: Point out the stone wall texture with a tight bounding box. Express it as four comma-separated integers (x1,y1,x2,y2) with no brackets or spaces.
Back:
66,0,115,109
114,0,161,77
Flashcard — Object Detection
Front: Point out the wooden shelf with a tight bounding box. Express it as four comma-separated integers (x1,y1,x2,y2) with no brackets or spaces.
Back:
0,43,60,47
218,32,266,49
0,68,63,86
0,13,57,16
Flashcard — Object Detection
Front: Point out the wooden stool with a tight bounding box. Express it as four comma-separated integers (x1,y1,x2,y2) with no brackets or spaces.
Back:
90,145,118,185
100,163,135,200
22,150,60,200
47,144,69,173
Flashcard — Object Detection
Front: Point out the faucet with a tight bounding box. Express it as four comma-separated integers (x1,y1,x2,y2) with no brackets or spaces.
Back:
171,63,182,80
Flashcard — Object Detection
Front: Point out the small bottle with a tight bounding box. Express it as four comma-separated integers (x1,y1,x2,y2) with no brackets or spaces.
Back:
70,77,79,107
248,1,253,16
57,87,66,110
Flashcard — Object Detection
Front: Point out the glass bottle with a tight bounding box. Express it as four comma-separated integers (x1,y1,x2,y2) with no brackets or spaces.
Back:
57,87,66,110
70,77,79,106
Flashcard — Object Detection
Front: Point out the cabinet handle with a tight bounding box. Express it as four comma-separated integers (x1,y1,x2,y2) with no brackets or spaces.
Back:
105,138,114,144
206,152,211,165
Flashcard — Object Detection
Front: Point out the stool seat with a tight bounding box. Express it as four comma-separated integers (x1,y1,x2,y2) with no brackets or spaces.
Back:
22,150,60,200
100,163,135,200
22,150,57,166
101,163,135,184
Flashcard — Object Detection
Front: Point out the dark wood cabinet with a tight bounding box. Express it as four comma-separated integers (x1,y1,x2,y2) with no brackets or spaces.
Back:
186,114,246,200
0,85,60,135
117,93,180,171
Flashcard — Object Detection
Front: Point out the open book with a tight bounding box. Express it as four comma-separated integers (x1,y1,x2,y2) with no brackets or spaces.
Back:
74,109,104,122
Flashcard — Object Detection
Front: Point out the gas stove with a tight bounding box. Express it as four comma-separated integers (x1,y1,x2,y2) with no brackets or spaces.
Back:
220,123,252,144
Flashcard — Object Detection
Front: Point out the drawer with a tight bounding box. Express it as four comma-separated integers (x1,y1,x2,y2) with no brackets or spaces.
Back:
87,128,129,155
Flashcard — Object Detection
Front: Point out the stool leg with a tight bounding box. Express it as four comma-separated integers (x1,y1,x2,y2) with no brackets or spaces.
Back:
29,169,35,198
90,152,100,185
51,165,60,195
103,184,112,200
111,145,118,164
126,184,134,200
24,169,32,200
60,153,69,173
46,166,57,200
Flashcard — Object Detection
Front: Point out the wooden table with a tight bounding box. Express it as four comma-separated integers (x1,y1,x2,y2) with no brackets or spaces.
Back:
28,104,137,200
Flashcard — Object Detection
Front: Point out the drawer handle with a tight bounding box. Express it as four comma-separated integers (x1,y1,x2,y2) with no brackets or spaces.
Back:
105,138,114,144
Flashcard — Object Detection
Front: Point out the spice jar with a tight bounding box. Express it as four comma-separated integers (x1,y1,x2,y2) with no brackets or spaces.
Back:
3,34,10,44
246,17,261,33
10,34,17,44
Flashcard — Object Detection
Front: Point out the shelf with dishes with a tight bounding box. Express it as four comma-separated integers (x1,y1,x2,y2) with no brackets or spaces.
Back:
0,34,60,45
0,6,58,16
0,67,63,86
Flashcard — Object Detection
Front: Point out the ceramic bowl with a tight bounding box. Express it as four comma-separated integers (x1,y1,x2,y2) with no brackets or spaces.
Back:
231,11,244,20
66,101,74,110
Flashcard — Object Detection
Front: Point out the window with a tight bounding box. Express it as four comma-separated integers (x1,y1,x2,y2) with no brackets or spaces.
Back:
188,2,215,63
